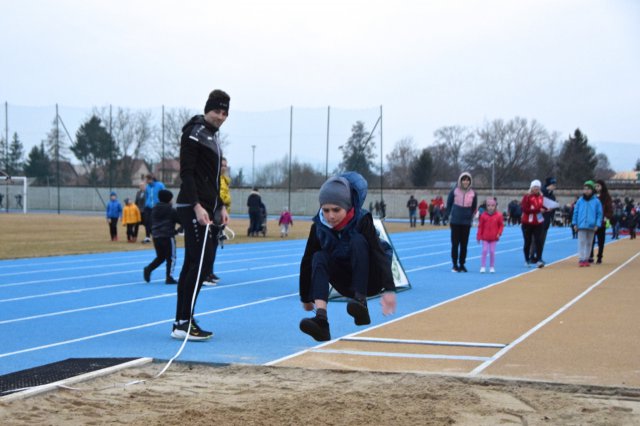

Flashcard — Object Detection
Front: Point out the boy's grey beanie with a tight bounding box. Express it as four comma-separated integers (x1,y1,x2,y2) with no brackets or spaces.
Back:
318,177,352,210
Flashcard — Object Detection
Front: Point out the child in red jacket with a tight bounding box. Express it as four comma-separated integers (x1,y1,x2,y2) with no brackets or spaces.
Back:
477,198,504,273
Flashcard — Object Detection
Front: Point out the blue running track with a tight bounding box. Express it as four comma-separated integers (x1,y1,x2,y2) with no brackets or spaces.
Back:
0,226,581,375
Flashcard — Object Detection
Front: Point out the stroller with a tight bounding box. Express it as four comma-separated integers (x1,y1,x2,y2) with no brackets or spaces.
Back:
258,203,267,237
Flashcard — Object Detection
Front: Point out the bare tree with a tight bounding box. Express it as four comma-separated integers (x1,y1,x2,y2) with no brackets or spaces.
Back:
162,108,196,160
385,137,418,188
471,117,549,187
594,153,615,181
93,107,155,185
255,155,325,188
430,125,474,182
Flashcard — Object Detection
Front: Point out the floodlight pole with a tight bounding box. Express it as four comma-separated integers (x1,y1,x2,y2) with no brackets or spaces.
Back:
380,105,383,203
325,105,330,180
251,145,256,187
56,104,61,214
288,105,293,210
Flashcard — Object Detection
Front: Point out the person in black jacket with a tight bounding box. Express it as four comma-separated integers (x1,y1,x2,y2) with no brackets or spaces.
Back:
246,187,262,236
171,89,230,341
143,189,180,284
299,172,397,342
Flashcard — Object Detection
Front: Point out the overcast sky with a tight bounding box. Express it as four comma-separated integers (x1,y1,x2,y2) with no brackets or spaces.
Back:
1,0,639,173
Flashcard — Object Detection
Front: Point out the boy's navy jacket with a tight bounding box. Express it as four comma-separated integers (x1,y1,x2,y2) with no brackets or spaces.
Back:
151,202,180,238
299,172,395,303
106,199,122,219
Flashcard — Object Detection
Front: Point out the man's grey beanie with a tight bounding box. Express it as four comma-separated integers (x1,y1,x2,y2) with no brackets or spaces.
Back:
318,176,352,210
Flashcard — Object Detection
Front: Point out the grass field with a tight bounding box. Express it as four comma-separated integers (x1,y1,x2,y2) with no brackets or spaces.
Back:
0,213,437,259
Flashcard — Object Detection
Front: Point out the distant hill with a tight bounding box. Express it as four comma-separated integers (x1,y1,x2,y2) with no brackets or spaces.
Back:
592,141,639,172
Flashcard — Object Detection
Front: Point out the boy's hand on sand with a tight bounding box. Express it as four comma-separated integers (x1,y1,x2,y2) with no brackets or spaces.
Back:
302,302,314,311
381,292,397,316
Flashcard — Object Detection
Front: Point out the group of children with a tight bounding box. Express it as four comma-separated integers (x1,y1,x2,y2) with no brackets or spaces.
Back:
105,192,145,243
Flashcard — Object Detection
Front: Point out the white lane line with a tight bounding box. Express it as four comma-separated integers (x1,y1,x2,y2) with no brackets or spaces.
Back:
0,244,306,271
469,249,640,377
341,337,506,348
0,274,299,325
266,252,577,366
0,293,297,359
0,282,140,303
0,260,300,289
406,236,572,272
310,349,491,362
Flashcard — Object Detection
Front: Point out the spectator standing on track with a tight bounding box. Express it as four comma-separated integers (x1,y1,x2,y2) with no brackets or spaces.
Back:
278,207,293,237
611,198,624,240
298,172,397,342
444,172,477,273
508,199,522,226
134,182,148,242
143,174,166,243
418,198,428,226
572,180,603,267
521,180,547,268
625,208,638,240
247,187,262,237
122,197,142,242
143,189,180,284
172,89,230,341
203,156,231,286
590,179,613,264
407,195,418,227
106,191,122,242
477,197,504,273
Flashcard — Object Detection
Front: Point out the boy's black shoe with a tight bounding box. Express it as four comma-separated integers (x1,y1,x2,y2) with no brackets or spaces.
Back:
143,267,151,283
171,320,212,341
299,317,331,342
451,265,460,273
347,299,371,326
459,265,468,273
165,276,178,284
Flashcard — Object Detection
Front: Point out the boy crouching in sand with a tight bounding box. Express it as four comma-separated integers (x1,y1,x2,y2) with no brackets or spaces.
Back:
299,172,397,342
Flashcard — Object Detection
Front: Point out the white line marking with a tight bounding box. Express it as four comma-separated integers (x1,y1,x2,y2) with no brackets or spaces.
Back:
341,337,506,348
0,293,297,359
310,349,491,362
0,274,299,325
468,249,640,377
267,253,577,366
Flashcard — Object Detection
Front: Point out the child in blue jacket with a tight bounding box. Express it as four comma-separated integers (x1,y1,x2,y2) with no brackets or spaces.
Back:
106,191,123,241
572,180,603,267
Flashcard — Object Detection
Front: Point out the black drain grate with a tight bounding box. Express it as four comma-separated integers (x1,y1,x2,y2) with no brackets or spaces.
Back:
0,358,139,396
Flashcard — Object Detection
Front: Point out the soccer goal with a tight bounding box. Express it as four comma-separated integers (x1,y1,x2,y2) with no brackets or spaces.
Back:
0,175,28,214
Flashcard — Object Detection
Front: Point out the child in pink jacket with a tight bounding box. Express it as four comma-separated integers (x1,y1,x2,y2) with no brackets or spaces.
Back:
278,207,294,238
476,198,504,273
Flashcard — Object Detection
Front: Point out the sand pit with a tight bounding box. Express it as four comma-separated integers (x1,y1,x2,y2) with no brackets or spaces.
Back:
2,362,639,425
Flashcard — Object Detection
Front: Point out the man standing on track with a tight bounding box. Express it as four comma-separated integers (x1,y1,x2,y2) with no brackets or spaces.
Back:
172,89,230,341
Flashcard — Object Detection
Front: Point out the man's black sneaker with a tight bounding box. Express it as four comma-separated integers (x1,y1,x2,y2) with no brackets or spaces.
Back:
171,320,212,341
347,299,371,326
299,317,331,342
596,258,602,264
451,265,460,273
143,267,151,283
202,273,220,286
459,265,468,273
165,276,178,284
